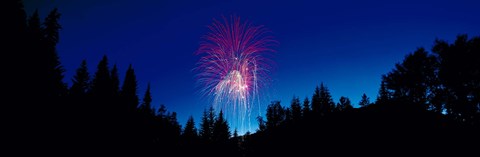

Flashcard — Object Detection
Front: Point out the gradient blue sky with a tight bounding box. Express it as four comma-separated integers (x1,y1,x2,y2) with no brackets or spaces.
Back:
25,0,479,133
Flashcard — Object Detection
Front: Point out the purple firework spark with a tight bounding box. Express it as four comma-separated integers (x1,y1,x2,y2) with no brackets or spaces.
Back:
195,16,276,133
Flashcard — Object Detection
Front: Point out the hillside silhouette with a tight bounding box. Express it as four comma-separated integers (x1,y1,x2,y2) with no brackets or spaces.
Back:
4,0,480,156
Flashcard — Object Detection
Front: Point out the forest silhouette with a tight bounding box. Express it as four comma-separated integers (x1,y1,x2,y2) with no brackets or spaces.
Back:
5,0,480,156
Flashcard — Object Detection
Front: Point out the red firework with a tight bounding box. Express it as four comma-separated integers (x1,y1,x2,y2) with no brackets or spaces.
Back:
195,15,276,133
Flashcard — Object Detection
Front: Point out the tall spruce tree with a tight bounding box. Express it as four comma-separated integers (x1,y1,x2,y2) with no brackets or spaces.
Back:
183,115,198,141
213,110,230,143
318,83,334,114
43,8,66,98
120,64,139,112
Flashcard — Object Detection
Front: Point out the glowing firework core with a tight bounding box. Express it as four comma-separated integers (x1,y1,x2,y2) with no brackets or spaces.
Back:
196,16,275,133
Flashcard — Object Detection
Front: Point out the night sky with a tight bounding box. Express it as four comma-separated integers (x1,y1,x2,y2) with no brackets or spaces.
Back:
25,0,480,133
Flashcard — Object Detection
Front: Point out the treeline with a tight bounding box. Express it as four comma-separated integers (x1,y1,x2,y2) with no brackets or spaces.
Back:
5,0,181,154
245,34,480,156
5,1,236,156
5,0,480,156
256,34,480,131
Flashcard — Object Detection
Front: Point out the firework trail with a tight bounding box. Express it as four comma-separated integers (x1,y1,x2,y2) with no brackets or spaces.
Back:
195,16,276,133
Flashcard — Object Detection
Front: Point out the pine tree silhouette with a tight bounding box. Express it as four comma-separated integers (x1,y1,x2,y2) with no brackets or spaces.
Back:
318,83,334,115
43,8,66,99
213,110,230,143
266,101,285,129
290,96,302,121
120,64,139,113
200,107,214,142
302,97,310,117
180,115,199,155
139,83,154,115
69,59,90,122
376,79,390,105
183,115,198,142
91,55,111,99
358,93,370,108
70,60,90,97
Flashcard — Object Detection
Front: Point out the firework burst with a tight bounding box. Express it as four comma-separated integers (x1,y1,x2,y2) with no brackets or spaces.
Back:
195,16,276,133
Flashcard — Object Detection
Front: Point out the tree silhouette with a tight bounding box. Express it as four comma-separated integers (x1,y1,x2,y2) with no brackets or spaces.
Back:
5,0,27,103
233,128,238,138
433,35,480,123
383,48,437,110
70,60,90,98
180,115,199,155
183,115,198,142
213,110,230,143
43,8,66,99
358,93,370,108
25,8,66,102
91,55,112,98
232,128,239,145
26,10,43,94
69,59,91,124
109,64,121,116
318,83,334,115
149,104,181,154
88,55,121,150
207,107,215,137
5,0,26,38
8,1,480,155
302,97,310,117
31,8,68,150
157,104,167,117
266,101,285,129
376,79,391,104
26,10,42,61
290,96,302,121
256,116,266,132
11,6,71,153
120,64,139,112
43,8,61,44
165,111,181,139
336,96,352,112
135,82,157,149
139,83,154,115
90,55,117,126
200,107,214,141
4,0,31,153
285,107,292,122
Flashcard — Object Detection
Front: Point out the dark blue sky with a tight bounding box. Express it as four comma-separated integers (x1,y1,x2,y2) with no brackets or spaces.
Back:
26,0,479,133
